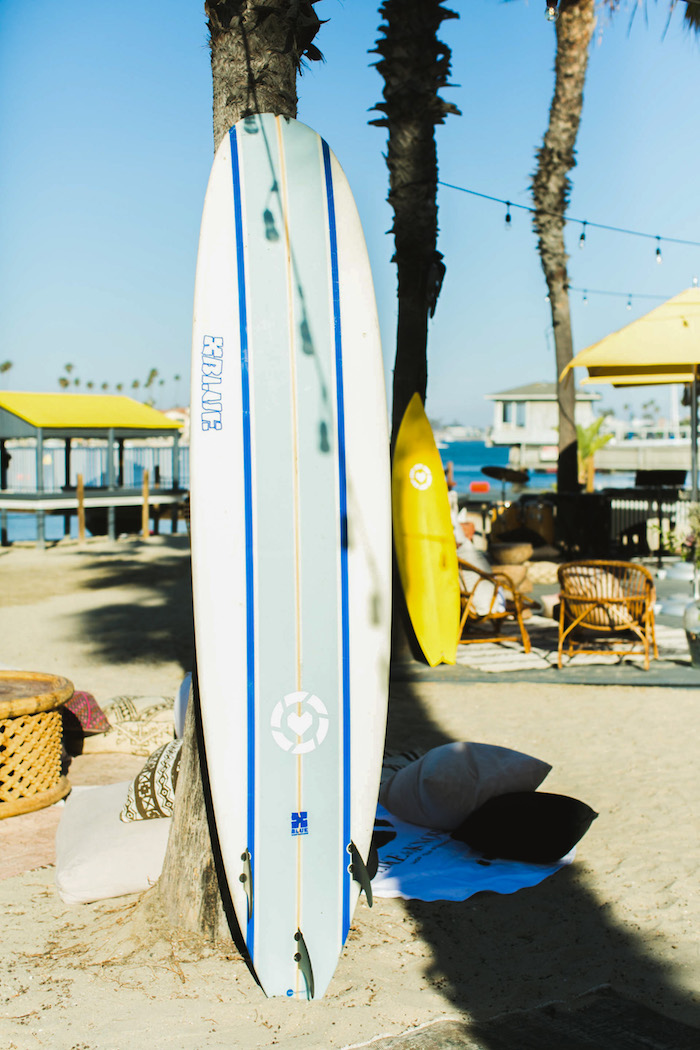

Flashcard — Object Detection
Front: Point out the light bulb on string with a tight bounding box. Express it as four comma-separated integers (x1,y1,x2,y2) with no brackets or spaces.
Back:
505,202,512,228
656,237,663,264
626,295,632,311
579,221,587,250
694,276,699,287
582,290,588,304
545,2,559,22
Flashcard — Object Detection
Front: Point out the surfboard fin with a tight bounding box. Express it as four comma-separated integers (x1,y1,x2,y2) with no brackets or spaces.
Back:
294,929,314,1000
239,850,253,924
348,841,373,907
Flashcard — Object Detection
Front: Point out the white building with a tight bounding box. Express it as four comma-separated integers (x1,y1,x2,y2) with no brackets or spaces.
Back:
485,381,600,469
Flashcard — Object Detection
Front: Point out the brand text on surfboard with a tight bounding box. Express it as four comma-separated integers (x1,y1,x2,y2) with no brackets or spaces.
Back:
201,336,223,430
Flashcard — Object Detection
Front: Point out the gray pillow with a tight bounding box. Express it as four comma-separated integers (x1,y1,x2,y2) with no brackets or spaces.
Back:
379,741,552,831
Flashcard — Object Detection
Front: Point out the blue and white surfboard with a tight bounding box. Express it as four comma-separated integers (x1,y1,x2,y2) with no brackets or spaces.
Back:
189,115,391,999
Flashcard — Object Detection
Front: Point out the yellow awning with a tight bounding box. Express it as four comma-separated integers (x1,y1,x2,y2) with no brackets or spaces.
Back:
562,287,700,380
0,392,181,430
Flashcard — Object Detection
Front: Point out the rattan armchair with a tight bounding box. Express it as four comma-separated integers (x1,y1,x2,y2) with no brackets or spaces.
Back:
557,560,658,670
458,558,540,652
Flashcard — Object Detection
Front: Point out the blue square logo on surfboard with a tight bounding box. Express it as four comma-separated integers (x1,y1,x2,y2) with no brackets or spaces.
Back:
291,811,309,836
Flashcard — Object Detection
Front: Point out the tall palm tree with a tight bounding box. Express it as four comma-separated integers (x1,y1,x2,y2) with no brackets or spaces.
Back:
371,0,459,448
205,0,323,148
532,0,596,495
159,0,325,943
0,361,13,387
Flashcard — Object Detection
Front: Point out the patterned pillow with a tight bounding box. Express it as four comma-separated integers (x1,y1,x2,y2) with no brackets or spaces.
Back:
120,739,183,822
82,696,175,756
63,691,111,734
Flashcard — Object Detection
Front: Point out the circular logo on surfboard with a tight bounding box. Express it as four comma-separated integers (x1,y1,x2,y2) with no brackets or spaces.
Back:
409,463,433,490
270,691,330,754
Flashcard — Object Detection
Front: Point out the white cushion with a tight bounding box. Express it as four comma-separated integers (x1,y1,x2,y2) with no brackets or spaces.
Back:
379,741,552,831
55,781,171,904
567,567,634,627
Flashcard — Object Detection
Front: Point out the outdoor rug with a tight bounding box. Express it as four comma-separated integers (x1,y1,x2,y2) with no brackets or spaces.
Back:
455,616,690,674
346,988,700,1049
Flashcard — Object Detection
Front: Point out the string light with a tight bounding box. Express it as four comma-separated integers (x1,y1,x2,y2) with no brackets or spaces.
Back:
438,182,700,253
505,201,512,227
568,285,673,308
579,221,587,249
545,1,559,21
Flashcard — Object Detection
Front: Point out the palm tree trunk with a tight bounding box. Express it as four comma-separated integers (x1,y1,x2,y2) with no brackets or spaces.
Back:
158,0,323,944
371,0,459,665
371,0,459,449
532,0,596,494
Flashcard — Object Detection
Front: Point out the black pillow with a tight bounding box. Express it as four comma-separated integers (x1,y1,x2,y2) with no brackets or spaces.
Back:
451,791,598,863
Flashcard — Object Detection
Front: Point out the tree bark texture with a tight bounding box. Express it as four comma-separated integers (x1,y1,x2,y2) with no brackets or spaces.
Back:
205,0,323,149
531,0,595,494
159,2,323,944
371,0,459,449
158,687,234,944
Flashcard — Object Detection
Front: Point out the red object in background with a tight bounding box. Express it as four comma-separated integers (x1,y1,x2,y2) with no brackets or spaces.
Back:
469,480,490,494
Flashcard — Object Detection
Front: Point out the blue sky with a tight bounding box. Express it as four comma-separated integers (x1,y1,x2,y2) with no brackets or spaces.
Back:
1,0,699,427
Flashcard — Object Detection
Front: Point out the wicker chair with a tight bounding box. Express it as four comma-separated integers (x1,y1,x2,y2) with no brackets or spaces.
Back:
557,560,658,670
458,558,540,652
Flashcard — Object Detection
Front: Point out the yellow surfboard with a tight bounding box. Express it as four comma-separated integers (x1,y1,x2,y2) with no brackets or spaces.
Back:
392,393,460,666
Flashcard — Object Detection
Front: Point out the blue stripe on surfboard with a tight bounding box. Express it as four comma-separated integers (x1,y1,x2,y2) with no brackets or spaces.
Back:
230,125,256,955
321,139,352,940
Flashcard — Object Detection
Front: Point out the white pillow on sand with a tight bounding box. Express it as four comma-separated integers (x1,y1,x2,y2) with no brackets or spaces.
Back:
457,544,506,617
55,781,170,904
379,742,552,831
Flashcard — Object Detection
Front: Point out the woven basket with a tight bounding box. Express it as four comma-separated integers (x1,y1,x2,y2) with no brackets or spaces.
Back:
0,671,74,819
490,541,534,566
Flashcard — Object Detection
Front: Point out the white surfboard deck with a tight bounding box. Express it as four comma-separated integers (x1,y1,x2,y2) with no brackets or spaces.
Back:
189,114,391,1000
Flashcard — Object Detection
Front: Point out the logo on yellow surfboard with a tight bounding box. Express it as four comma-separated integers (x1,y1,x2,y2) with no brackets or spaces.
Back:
409,463,433,491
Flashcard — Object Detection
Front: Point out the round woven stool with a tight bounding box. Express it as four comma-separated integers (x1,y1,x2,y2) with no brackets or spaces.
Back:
0,671,74,819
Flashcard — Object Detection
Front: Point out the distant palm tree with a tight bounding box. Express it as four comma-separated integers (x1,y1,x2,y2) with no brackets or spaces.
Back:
0,361,13,387
86,381,95,390
116,382,124,393
532,0,596,494
58,377,70,389
131,379,140,391
101,382,109,391
371,0,460,447
577,417,613,492
74,378,81,388
64,363,74,375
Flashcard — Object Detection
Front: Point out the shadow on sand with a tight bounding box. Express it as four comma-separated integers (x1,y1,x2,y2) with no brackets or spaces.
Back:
70,538,194,672
385,667,700,1044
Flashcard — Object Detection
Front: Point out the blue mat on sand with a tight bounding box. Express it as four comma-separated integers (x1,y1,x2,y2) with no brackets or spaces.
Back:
371,805,572,902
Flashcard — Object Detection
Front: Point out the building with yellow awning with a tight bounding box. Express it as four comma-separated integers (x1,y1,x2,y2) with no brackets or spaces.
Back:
0,393,185,546
561,287,700,500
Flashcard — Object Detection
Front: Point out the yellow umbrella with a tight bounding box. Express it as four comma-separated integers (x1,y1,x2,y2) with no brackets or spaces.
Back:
562,287,700,499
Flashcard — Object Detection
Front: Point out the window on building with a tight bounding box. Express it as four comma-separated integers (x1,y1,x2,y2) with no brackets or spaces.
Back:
502,401,526,427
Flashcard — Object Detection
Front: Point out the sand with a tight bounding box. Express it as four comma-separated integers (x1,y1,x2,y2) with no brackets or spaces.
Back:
0,536,699,1049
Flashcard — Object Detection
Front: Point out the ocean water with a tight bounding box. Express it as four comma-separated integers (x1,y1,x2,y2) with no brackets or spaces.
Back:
438,440,636,498
439,441,555,499
1,511,188,544
1,440,635,544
